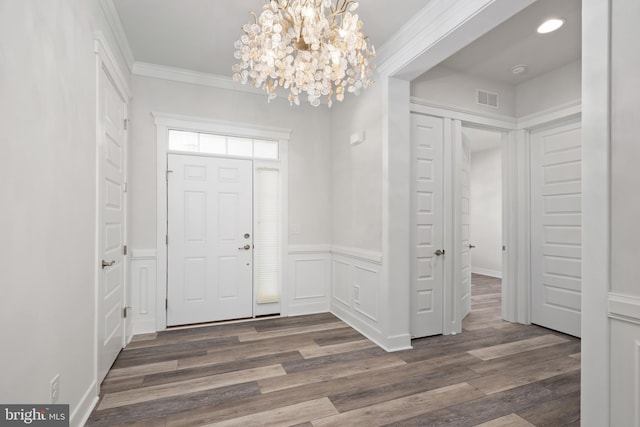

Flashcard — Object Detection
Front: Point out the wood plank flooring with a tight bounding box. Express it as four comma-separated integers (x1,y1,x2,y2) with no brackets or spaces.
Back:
87,274,580,426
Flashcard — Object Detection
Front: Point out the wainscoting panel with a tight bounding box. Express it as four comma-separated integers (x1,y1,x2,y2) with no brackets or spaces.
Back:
610,317,640,427
353,265,379,322
288,246,331,316
131,250,157,335
332,259,352,308
132,246,385,345
330,250,385,349
609,292,640,426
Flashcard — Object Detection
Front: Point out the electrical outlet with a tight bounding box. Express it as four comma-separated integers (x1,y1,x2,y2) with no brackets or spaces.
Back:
50,374,60,403
353,285,360,304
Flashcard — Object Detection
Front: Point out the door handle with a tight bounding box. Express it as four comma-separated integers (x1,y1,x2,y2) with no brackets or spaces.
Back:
238,244,251,250
469,244,476,249
434,249,445,256
101,259,116,269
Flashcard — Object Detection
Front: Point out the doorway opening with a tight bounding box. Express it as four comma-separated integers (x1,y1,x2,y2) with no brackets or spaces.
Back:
407,0,582,340
462,126,504,331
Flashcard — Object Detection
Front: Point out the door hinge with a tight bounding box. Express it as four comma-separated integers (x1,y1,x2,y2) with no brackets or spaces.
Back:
165,299,168,310
166,235,168,245
123,307,130,318
123,245,128,255
123,118,129,130
123,182,127,193
166,170,173,182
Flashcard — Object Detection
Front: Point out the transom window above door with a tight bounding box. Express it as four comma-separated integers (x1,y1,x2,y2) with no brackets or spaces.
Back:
168,129,279,160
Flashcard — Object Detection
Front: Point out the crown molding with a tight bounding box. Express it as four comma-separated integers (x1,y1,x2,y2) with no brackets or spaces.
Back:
376,0,536,79
151,112,292,140
516,99,582,129
375,0,453,68
410,97,517,128
98,0,135,71
132,62,336,106
94,32,132,99
132,62,269,96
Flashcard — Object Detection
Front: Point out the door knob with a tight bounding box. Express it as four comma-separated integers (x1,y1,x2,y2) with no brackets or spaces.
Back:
434,249,445,256
238,244,251,250
101,259,116,269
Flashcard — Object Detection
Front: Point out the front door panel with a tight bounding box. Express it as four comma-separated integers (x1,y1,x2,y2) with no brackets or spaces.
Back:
167,154,253,326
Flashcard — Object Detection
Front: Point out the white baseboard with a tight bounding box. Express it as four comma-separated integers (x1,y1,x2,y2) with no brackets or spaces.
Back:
288,302,330,317
132,318,157,335
331,302,412,352
331,302,385,348
71,380,98,427
471,267,503,279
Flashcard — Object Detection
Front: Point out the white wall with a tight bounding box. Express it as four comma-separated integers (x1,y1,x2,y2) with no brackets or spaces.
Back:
0,0,130,425
410,60,582,120
330,87,383,252
609,0,640,424
410,65,517,117
516,59,581,117
129,76,333,251
328,82,388,348
469,147,502,277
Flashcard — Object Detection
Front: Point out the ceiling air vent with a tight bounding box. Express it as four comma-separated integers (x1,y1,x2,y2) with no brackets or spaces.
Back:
476,89,499,108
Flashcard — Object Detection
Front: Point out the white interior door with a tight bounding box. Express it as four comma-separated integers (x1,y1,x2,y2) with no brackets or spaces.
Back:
167,154,253,326
531,120,582,337
98,68,127,382
459,132,472,319
410,114,445,338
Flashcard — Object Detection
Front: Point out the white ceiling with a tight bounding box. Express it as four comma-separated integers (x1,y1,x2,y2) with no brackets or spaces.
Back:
112,0,581,85
440,0,581,85
112,0,429,76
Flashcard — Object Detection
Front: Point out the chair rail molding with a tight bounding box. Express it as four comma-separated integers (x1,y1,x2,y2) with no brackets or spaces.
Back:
609,293,640,325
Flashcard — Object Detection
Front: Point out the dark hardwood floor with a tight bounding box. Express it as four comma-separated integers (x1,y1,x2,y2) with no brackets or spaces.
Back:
87,274,580,426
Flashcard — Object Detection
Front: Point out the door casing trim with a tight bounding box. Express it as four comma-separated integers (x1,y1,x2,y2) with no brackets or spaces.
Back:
153,113,290,331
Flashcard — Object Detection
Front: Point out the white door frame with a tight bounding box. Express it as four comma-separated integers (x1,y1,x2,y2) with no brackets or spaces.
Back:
153,113,290,331
410,100,581,333
94,33,132,387
411,101,517,334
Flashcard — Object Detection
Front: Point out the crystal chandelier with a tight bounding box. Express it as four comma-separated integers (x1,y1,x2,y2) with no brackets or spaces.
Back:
233,0,376,107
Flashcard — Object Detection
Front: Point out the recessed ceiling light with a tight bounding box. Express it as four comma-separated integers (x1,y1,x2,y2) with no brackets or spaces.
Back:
537,18,565,34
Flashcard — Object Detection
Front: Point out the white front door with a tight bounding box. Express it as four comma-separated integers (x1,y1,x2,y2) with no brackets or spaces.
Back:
459,133,472,319
167,154,253,326
97,67,127,382
410,114,445,338
530,120,582,337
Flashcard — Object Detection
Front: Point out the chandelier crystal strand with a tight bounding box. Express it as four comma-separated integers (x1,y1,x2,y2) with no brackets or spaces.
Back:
233,0,375,107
